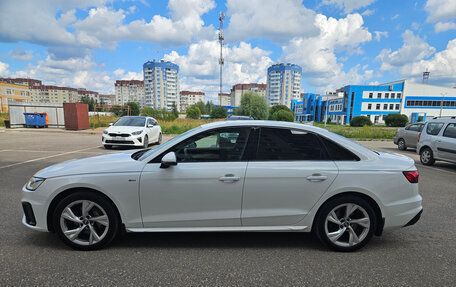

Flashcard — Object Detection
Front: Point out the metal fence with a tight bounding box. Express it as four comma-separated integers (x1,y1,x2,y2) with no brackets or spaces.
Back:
8,101,65,128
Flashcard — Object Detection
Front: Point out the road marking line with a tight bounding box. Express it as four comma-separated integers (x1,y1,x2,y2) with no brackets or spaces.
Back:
0,146,102,170
0,149,102,154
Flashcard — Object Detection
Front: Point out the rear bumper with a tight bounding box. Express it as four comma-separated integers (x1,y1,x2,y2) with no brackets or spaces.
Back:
403,209,422,227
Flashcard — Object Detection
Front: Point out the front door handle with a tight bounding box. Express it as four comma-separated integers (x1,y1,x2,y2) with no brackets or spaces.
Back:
306,174,327,182
219,174,240,183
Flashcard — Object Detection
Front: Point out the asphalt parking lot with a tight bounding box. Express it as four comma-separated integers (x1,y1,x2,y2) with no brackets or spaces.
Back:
1,130,455,286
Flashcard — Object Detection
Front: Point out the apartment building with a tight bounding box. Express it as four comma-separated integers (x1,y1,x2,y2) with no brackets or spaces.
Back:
218,93,231,106
143,60,179,111
229,83,266,107
30,85,79,104
0,82,30,112
266,63,302,108
180,91,205,112
114,80,145,107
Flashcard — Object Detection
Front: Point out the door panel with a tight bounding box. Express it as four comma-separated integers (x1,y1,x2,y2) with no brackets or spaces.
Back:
241,161,338,226
140,162,247,227
437,123,456,162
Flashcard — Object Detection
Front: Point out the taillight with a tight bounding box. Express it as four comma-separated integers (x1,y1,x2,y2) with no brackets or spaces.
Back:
395,129,398,135
403,171,419,183
417,132,421,142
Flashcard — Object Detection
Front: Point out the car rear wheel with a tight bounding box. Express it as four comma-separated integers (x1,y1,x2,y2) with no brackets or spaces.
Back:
315,195,376,252
420,147,435,166
157,133,162,145
53,191,119,250
397,138,407,150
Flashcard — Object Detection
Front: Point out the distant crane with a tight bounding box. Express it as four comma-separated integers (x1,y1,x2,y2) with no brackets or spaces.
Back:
218,12,225,95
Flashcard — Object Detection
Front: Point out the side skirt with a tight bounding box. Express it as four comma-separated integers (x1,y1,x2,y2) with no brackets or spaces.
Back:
126,225,309,233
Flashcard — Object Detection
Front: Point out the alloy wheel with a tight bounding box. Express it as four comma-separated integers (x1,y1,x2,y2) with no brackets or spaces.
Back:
421,150,431,164
324,203,370,248
59,200,109,246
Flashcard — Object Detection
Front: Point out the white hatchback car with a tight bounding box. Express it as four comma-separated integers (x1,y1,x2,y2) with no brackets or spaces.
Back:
22,121,422,251
102,116,162,149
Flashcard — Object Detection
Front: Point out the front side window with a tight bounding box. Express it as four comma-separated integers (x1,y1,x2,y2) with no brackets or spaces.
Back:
172,128,251,162
443,123,456,139
257,128,327,161
426,122,444,135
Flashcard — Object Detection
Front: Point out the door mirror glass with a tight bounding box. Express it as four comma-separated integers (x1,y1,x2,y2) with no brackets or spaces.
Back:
160,152,177,168
109,123,113,126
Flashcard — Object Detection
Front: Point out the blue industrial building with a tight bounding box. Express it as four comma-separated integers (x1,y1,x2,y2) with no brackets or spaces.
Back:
292,80,456,124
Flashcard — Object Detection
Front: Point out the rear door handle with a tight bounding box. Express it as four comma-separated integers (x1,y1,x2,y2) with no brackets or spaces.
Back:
306,174,327,182
219,174,240,183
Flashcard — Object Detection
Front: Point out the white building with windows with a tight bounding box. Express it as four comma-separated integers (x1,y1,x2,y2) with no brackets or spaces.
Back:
266,63,302,108
180,91,205,112
143,60,179,111
114,80,145,107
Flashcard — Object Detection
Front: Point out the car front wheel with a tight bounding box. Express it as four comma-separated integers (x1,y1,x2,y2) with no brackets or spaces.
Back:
53,191,120,250
315,195,376,252
420,147,435,166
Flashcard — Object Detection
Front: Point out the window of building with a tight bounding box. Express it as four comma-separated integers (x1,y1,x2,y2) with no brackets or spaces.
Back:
369,93,373,98
391,93,395,99
377,93,382,98
367,104,372,110
376,104,380,110
396,104,400,110
389,104,394,110
397,93,402,99
257,128,327,161
385,93,389,98
384,104,388,110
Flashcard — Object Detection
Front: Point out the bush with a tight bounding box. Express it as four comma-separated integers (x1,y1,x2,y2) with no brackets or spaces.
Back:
186,107,201,119
270,110,294,122
385,113,409,127
141,107,177,121
350,116,372,127
210,106,228,119
268,105,292,120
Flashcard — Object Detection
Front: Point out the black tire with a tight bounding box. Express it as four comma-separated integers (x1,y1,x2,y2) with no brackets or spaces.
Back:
143,135,149,148
420,147,435,166
52,191,120,251
157,133,162,145
104,145,112,149
397,138,407,150
314,195,377,252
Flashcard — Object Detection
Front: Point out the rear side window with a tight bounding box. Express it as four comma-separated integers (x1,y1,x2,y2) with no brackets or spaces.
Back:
257,128,327,161
426,122,444,135
319,137,360,161
443,123,456,139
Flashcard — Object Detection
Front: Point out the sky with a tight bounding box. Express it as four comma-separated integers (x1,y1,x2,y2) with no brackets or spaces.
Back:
0,0,455,103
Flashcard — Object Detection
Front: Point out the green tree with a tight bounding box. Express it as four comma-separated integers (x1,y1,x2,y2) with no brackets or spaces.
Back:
270,110,294,122
268,105,292,120
80,95,96,111
205,101,215,114
350,115,373,127
171,102,179,119
126,102,140,116
210,106,228,119
238,92,268,120
194,101,206,115
384,113,409,127
186,107,201,119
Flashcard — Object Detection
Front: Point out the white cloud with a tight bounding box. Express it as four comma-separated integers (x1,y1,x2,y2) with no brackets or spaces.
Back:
281,13,373,91
225,0,319,42
425,0,456,22
391,14,399,20
376,30,435,70
435,21,456,33
163,40,273,100
374,31,388,42
361,9,375,16
0,62,10,76
8,47,34,61
322,0,376,13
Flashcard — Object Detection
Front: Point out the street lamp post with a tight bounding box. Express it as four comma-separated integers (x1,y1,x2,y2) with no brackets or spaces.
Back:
324,96,329,127
440,92,447,117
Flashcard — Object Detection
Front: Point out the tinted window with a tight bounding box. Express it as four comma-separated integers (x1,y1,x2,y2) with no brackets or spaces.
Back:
172,128,251,162
409,124,421,132
443,123,456,139
426,122,444,135
320,137,360,161
114,117,145,127
257,128,327,161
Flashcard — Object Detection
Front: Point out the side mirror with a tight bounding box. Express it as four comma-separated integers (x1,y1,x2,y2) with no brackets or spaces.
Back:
109,123,113,126
160,152,177,168
147,124,154,128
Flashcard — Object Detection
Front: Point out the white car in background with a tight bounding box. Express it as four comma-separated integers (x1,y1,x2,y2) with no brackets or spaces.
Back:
102,116,162,149
22,121,422,252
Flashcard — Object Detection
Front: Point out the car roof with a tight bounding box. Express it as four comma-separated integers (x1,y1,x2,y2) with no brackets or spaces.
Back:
426,116,456,123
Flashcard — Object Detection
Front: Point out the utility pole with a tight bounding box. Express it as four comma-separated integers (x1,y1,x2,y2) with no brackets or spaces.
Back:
440,92,447,117
218,12,225,95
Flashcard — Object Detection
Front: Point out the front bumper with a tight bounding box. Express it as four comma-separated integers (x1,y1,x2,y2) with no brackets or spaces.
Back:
102,134,144,146
21,185,48,232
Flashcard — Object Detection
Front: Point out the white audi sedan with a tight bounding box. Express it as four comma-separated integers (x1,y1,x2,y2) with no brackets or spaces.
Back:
102,116,162,149
22,121,422,251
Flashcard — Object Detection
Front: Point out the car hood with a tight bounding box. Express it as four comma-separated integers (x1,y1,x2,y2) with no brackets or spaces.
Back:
35,151,144,178
374,151,416,170
106,126,145,134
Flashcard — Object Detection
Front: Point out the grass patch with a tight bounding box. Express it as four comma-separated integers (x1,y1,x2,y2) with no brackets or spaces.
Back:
313,122,397,139
89,115,120,129
0,113,9,127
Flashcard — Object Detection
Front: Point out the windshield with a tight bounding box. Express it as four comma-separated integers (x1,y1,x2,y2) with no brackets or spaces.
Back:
113,117,145,127
138,126,202,161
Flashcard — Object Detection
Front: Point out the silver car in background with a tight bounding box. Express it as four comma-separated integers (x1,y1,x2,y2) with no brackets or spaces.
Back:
417,117,456,165
394,122,425,150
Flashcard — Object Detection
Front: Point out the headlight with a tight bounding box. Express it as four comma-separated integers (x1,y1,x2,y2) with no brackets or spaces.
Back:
26,177,45,191
132,130,143,135
103,130,108,134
